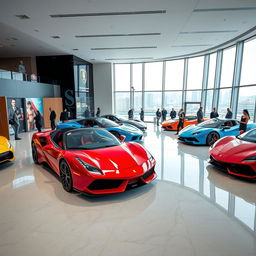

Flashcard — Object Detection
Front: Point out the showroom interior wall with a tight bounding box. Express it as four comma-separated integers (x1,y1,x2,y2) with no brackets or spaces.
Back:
113,36,256,122
93,63,113,115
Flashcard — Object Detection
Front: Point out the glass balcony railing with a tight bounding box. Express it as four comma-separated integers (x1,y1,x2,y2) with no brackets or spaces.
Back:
0,69,41,83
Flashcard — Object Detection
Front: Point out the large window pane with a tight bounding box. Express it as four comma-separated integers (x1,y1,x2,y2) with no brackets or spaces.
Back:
115,92,130,116
218,88,232,118
220,47,236,87
164,91,182,112
134,92,142,116
115,64,130,91
240,38,256,85
187,56,204,89
186,90,201,102
145,62,163,91
144,92,162,121
165,59,184,90
237,86,256,121
208,53,217,89
205,89,214,116
132,64,142,91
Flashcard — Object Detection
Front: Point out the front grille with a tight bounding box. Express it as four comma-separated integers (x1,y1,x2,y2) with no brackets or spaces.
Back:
88,179,124,190
178,137,198,142
131,136,138,140
142,168,155,180
0,151,13,162
210,156,256,177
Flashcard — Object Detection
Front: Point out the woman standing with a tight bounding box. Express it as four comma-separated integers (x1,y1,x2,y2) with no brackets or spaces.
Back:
239,109,250,134
34,110,42,132
26,101,35,131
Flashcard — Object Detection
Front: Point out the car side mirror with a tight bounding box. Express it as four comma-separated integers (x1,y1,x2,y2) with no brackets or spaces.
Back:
120,135,126,142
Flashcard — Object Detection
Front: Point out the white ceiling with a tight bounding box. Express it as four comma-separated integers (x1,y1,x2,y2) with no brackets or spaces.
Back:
0,0,256,63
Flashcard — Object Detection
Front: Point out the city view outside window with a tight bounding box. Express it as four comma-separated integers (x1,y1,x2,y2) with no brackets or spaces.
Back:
114,38,256,122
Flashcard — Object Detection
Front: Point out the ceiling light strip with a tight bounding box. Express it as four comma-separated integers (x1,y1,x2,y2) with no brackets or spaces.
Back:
180,30,238,34
193,7,256,12
105,57,154,60
76,33,161,38
171,44,212,47
50,10,166,18
91,46,157,50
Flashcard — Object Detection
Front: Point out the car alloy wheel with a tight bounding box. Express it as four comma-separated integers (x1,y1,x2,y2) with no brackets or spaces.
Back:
207,132,220,146
60,160,73,192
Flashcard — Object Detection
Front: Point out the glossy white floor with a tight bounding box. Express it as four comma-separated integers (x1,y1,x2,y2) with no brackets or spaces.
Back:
0,123,256,256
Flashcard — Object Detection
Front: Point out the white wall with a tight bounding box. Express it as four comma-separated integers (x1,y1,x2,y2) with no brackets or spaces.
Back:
93,63,113,115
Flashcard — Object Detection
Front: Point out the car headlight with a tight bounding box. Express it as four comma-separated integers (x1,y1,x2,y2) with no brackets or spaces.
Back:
75,157,103,175
243,156,256,162
192,132,201,135
7,141,11,148
146,150,154,162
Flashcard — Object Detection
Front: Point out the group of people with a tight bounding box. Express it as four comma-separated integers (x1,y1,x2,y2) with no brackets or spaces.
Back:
128,106,251,135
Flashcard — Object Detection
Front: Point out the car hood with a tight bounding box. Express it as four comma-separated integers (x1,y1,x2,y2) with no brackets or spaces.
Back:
0,137,9,151
162,119,177,125
212,137,256,160
179,125,211,135
72,143,148,171
118,124,142,134
125,120,146,128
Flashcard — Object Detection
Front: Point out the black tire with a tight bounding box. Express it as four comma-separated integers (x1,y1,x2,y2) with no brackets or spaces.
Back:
59,160,73,192
32,142,39,164
206,132,220,146
110,131,121,139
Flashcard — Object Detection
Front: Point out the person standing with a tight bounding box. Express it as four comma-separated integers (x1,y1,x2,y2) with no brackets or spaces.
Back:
18,60,26,81
8,99,22,140
210,108,219,119
96,107,101,117
170,108,177,119
176,108,185,135
139,108,144,121
128,109,134,120
225,108,233,119
60,109,68,123
26,101,35,131
197,107,204,123
239,109,250,134
49,107,56,130
161,108,167,122
156,108,161,126
34,110,42,132
84,107,90,118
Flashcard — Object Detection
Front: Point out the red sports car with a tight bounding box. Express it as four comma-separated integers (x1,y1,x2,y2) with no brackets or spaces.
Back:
31,128,156,194
209,128,256,179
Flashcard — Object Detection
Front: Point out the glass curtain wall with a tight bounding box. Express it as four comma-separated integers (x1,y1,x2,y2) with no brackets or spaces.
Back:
114,37,256,122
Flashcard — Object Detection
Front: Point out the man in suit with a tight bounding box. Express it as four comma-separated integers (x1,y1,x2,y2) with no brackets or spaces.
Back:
60,108,68,123
210,108,219,119
139,108,144,121
49,107,56,130
161,108,167,121
170,108,177,119
197,107,204,123
8,99,21,140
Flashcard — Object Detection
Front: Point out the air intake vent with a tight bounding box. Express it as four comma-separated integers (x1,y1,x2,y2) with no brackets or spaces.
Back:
76,32,160,38
15,14,30,19
91,46,157,50
50,10,166,18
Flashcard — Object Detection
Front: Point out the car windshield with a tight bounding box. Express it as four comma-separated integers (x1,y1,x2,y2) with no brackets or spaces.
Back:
97,118,120,128
65,129,121,150
237,129,256,143
197,118,220,128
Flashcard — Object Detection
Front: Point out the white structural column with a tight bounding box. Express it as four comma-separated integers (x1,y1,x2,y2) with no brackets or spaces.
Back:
202,54,210,111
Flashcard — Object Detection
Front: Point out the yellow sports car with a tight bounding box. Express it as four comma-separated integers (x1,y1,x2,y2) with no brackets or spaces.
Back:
0,136,15,164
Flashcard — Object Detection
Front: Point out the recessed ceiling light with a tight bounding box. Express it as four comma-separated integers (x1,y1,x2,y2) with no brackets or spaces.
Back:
11,37,18,41
72,48,79,51
34,29,39,32
15,14,30,19
51,36,61,39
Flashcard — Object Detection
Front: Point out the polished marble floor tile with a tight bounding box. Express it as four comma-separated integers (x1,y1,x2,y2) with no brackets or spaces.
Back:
0,124,255,256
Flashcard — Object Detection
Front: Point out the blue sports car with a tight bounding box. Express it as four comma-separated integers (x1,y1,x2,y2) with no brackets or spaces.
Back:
56,117,143,142
178,118,256,146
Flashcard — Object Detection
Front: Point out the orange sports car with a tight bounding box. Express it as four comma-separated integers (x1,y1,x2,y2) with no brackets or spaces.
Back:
162,115,208,131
